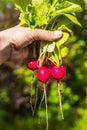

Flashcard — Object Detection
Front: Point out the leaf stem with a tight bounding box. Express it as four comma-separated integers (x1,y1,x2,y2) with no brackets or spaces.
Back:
58,46,62,65
38,44,48,67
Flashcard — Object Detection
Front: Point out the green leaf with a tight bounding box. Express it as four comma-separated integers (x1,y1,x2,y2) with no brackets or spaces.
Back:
61,46,69,58
34,2,48,27
58,25,73,35
47,14,71,30
32,0,43,6
64,13,81,26
55,1,82,14
19,13,29,26
56,32,69,47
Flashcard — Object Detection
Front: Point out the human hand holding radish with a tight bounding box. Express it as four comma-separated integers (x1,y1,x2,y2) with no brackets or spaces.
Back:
0,25,62,65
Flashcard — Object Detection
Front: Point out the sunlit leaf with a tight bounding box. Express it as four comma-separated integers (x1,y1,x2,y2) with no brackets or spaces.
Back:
64,13,81,26
61,46,69,58
56,32,69,47
55,1,82,14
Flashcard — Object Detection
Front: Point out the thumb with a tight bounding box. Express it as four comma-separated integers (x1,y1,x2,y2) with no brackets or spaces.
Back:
32,29,62,41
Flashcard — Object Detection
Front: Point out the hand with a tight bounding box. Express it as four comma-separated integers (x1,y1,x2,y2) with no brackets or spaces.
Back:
0,25,62,65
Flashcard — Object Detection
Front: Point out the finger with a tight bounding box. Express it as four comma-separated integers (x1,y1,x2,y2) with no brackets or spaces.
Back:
32,29,62,41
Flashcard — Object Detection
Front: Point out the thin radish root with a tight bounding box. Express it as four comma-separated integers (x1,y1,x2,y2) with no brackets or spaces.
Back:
29,74,34,115
33,87,38,116
57,81,64,120
38,91,44,124
44,83,49,130
30,71,38,116
38,83,49,130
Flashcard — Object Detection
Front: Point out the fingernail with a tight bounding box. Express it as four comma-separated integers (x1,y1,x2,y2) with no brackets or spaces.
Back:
54,30,62,36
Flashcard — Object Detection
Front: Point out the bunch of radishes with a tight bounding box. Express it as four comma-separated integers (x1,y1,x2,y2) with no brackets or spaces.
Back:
27,58,66,125
27,58,66,86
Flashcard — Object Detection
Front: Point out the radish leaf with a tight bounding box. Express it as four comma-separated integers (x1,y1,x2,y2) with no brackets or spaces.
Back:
64,13,81,27
61,46,69,58
56,32,69,47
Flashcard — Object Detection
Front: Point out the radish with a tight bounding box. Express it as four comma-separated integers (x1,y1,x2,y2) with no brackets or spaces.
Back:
27,59,38,115
27,59,38,71
37,66,50,83
37,66,50,130
27,58,38,78
51,65,66,120
51,65,66,80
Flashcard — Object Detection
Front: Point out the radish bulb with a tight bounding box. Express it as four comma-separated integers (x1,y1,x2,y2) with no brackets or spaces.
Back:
27,59,38,115
37,66,50,83
51,65,66,80
51,65,66,120
27,59,38,71
27,59,38,79
37,66,50,130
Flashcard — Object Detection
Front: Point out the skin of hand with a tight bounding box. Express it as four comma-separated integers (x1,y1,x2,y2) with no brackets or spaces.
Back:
0,25,62,65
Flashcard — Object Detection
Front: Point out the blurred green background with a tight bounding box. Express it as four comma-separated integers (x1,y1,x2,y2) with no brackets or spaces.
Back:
0,0,87,130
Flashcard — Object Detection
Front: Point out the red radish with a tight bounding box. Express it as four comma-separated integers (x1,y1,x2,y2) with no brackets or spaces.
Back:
27,59,38,115
51,65,66,120
37,66,50,130
37,66,50,83
27,59,38,70
51,65,66,80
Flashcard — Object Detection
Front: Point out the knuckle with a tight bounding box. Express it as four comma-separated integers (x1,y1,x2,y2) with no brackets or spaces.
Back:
33,29,40,40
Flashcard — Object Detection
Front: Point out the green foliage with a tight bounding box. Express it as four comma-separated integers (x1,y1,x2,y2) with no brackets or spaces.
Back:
12,0,82,28
70,109,87,130
0,88,9,103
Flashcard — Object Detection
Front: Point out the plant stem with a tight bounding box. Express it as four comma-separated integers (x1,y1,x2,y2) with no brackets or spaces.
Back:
58,46,62,65
38,44,48,67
